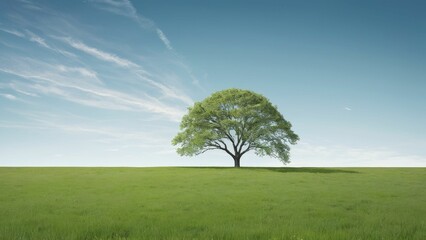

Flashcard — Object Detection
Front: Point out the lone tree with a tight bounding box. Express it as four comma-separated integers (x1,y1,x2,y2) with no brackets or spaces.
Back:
172,88,299,167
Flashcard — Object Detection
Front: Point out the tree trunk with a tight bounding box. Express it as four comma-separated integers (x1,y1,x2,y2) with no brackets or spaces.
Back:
233,156,241,168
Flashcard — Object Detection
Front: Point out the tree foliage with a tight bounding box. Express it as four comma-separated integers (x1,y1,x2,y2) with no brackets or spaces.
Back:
172,88,299,167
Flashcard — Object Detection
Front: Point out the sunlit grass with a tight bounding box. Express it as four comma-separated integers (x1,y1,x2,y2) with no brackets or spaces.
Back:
0,167,425,239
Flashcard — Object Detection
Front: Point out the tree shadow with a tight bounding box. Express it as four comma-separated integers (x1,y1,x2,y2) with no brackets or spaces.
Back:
260,167,359,174
177,167,359,174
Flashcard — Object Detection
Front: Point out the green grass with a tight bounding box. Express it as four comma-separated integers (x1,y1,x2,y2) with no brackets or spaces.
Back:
0,167,425,240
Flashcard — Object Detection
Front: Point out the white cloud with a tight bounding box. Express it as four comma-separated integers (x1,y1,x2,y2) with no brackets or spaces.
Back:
90,0,172,50
345,107,352,111
61,37,139,68
0,0,202,166
1,111,171,145
89,0,204,90
9,83,39,97
25,29,50,48
0,28,25,37
57,37,193,104
56,65,99,81
1,26,35,41
172,59,202,87
1,1,194,119
136,72,193,106
0,60,186,121
290,141,426,167
16,30,76,57
18,0,43,11
0,93,17,100
156,29,173,50
2,25,194,104
89,0,140,21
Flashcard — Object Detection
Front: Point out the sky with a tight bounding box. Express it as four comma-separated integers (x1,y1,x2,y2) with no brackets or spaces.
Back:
0,0,425,167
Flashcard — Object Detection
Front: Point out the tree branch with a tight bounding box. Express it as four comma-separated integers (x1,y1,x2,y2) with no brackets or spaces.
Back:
207,141,234,158
238,139,247,153
240,143,252,156
199,147,218,154
205,112,236,147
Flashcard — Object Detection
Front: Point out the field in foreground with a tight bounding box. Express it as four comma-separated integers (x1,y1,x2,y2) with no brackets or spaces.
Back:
0,167,425,240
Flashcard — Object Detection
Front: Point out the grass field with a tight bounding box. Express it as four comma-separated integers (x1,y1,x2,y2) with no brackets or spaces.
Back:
0,167,425,239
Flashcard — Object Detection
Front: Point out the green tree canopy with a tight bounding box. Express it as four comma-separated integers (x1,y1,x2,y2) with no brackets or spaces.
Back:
172,88,299,167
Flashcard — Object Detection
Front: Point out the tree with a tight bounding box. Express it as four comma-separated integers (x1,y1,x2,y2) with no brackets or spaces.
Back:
172,88,299,167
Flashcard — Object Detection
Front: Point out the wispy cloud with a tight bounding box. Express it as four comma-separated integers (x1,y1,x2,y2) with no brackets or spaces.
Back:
88,0,204,88
0,0,198,166
135,72,193,106
89,0,173,50
25,29,50,48
61,37,138,68
2,29,76,57
0,0,204,166
291,141,426,167
9,83,39,97
0,93,17,101
0,28,25,37
173,59,202,86
89,0,140,22
2,24,194,105
1,110,171,145
18,0,43,11
0,58,186,121
58,37,193,104
345,107,352,111
156,29,173,50
56,65,100,82
0,121,47,130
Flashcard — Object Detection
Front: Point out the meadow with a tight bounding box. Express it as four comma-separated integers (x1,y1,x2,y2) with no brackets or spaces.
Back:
0,167,425,239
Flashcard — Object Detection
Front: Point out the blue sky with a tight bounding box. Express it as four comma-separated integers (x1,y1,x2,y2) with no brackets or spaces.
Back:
0,0,425,167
